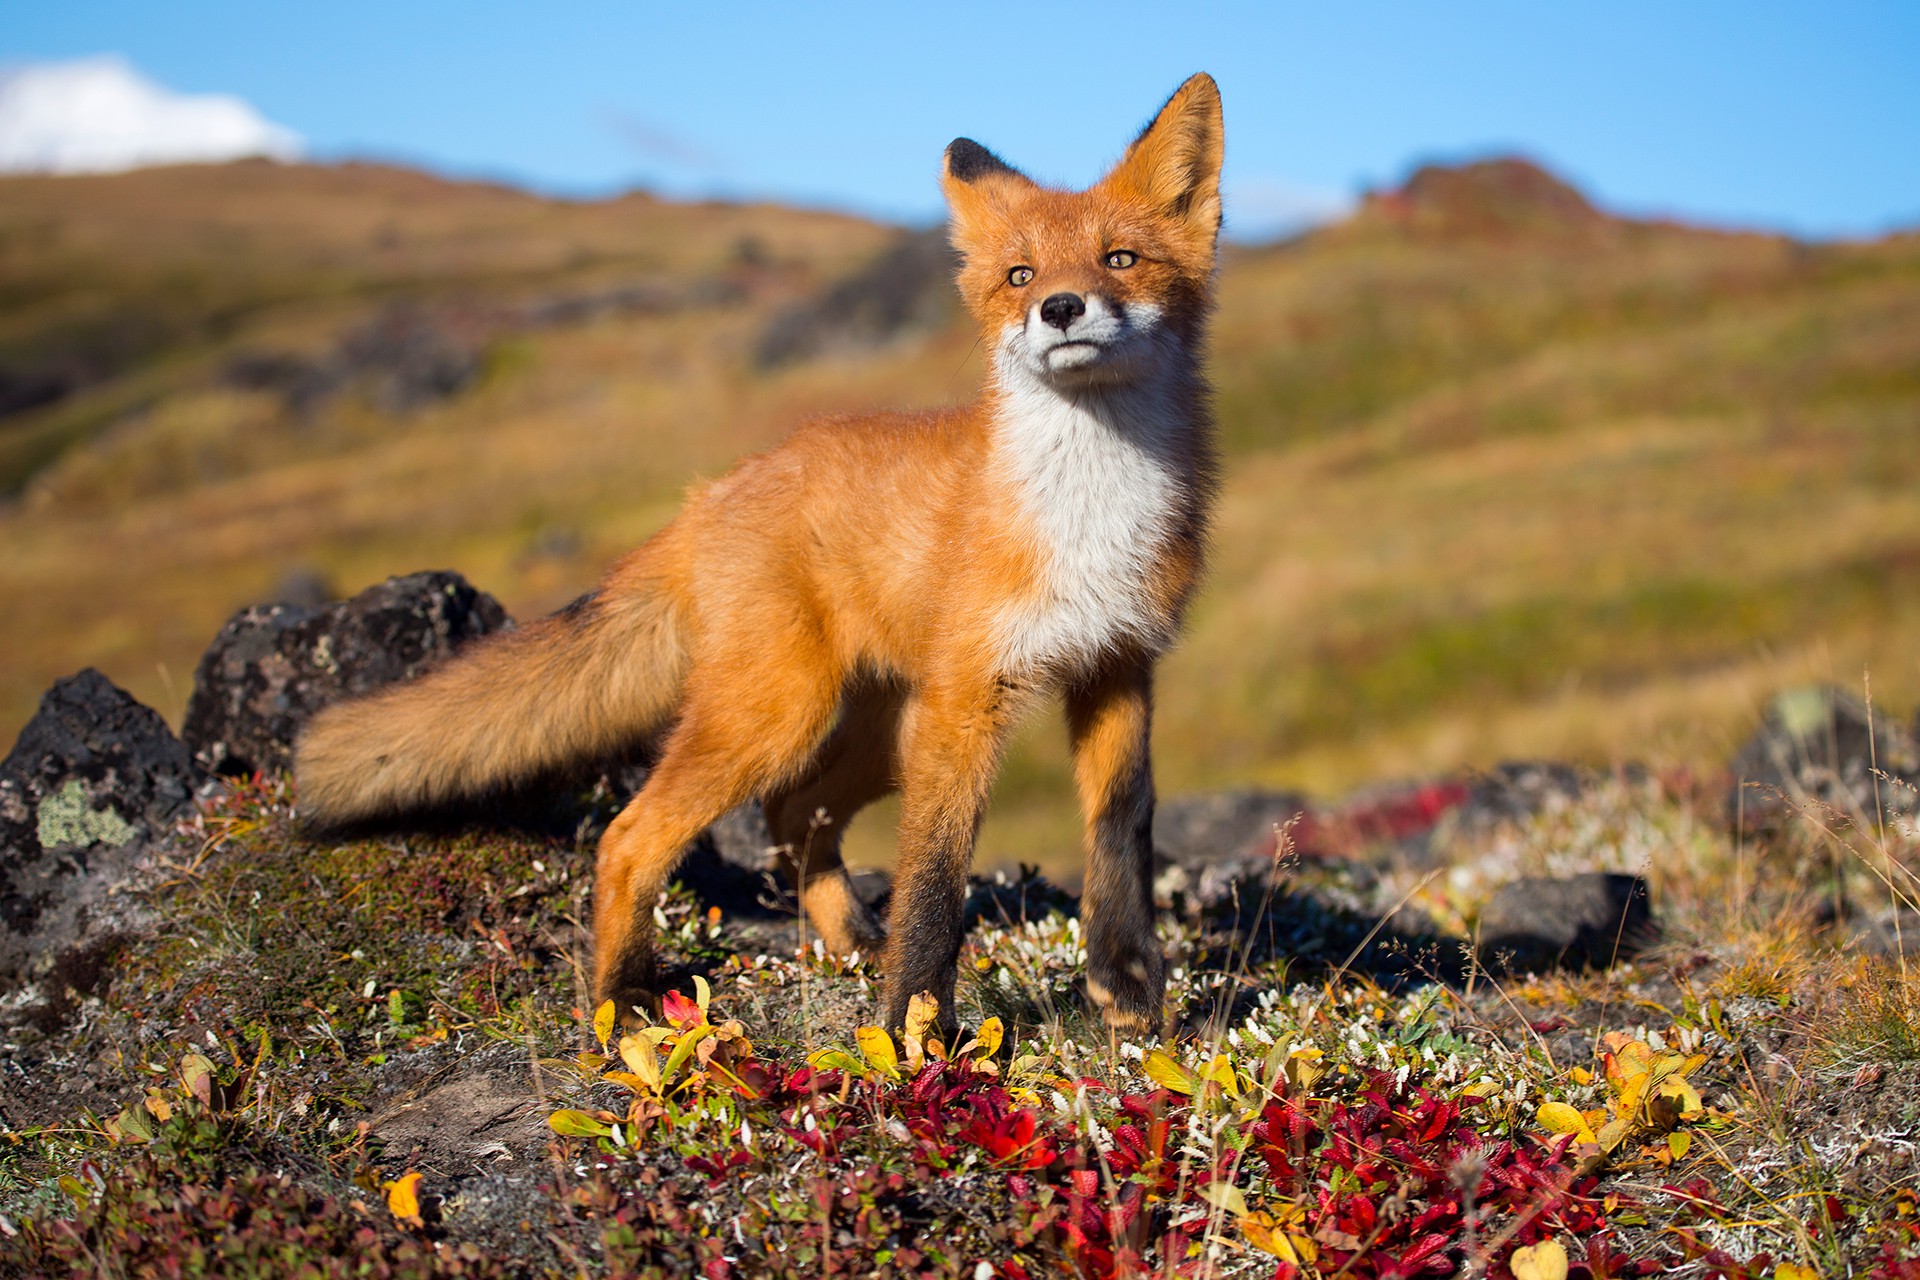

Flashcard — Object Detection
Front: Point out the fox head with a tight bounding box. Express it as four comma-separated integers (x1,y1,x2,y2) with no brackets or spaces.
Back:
941,73,1222,395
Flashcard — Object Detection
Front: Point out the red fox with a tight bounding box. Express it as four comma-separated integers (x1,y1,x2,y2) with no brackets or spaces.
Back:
295,74,1223,1037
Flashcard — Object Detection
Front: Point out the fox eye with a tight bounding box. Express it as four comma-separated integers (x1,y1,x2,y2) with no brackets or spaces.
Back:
1008,266,1034,287
1105,249,1138,269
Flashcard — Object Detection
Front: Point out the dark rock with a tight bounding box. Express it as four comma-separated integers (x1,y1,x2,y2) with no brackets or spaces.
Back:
755,228,959,368
670,805,785,919
182,570,510,776
1154,788,1310,864
1453,761,1598,830
272,566,335,610
1845,909,1920,959
224,303,482,419
964,867,1075,929
1476,873,1654,973
0,363,78,419
1152,788,1309,907
1727,686,1920,834
673,803,893,926
0,670,198,984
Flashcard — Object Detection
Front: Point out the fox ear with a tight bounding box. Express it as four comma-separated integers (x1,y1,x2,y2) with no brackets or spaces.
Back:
944,138,1022,186
941,138,1030,262
1102,73,1223,251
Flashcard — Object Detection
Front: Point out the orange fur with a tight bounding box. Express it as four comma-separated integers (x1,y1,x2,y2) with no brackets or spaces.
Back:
294,74,1225,1033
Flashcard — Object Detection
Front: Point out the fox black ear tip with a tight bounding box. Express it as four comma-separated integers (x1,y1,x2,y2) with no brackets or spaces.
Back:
945,138,1017,183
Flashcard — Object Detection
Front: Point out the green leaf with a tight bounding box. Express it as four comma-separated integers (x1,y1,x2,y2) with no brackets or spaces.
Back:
113,1104,154,1144
660,1026,711,1089
806,1049,868,1077
548,1109,614,1138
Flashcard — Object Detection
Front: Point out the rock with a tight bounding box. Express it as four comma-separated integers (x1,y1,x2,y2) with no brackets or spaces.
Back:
670,805,783,919
272,565,335,609
1152,789,1309,907
675,803,895,925
182,571,510,776
1154,788,1309,866
1451,761,1597,830
1845,909,1920,959
755,228,959,368
1727,686,1920,834
964,867,1075,929
0,670,198,984
1476,873,1654,973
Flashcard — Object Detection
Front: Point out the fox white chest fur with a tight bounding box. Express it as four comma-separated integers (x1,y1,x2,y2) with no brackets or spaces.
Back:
988,359,1191,676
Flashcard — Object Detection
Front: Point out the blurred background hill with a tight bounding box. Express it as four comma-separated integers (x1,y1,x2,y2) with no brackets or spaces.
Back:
1,152,1916,867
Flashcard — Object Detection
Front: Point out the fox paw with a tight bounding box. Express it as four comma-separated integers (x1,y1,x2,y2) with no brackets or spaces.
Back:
1087,956,1166,1037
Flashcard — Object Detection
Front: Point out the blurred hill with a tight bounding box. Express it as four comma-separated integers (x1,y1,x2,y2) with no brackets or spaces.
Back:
2,155,1916,867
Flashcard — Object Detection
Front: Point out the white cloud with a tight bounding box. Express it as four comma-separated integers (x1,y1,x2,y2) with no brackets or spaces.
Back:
0,55,302,175
1223,177,1356,242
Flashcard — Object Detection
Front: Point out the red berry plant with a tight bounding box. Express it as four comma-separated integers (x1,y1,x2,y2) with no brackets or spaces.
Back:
543,961,1655,1280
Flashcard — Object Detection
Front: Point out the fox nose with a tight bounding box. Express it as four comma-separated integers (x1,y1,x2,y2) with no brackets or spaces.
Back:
1039,292,1086,330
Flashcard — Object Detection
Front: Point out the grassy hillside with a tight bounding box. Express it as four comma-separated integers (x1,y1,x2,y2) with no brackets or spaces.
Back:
2,156,1916,871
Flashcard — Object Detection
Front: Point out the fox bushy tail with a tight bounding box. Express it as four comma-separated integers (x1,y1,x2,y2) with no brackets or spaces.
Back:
294,576,685,825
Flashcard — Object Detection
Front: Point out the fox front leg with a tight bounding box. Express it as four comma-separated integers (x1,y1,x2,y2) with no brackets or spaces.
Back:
1067,657,1166,1035
881,678,1025,1040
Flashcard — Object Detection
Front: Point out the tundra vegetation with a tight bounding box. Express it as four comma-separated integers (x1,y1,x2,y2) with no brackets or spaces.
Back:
0,157,1917,1276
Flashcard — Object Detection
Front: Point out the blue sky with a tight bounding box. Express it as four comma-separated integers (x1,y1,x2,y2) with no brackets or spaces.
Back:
6,1,1917,238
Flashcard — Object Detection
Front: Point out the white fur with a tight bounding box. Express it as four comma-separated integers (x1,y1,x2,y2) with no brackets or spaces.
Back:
988,298,1193,675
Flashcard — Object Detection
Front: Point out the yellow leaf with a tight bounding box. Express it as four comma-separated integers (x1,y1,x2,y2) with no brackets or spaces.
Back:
618,1033,662,1092
904,991,940,1045
1667,1130,1693,1160
1613,1071,1651,1123
1656,1076,1704,1117
1511,1239,1569,1280
144,1092,173,1123
693,974,712,1017
1595,1115,1635,1153
1241,1210,1318,1264
1775,1265,1819,1280
1200,1181,1249,1218
1569,1067,1593,1085
1536,1101,1597,1145
592,1000,616,1052
384,1171,423,1224
1143,1048,1198,1095
856,1026,900,1080
1283,1047,1327,1092
180,1052,215,1106
1200,1054,1240,1097
970,1017,1004,1060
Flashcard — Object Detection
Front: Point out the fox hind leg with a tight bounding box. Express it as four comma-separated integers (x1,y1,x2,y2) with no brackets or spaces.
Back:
761,681,903,957
593,660,840,1026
